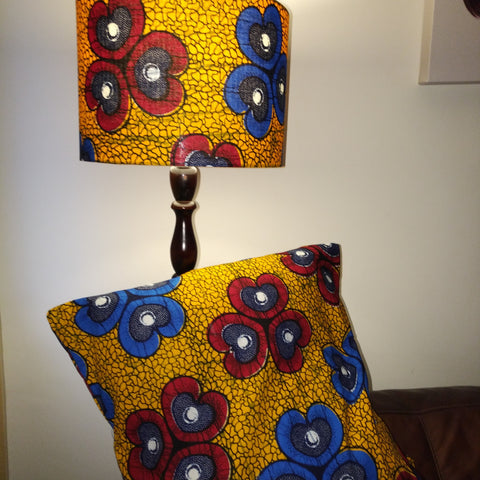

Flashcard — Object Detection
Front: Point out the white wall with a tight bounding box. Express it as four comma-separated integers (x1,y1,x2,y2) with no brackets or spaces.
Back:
1,0,479,478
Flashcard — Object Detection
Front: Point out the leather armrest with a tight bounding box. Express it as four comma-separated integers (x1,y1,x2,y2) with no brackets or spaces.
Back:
370,386,480,480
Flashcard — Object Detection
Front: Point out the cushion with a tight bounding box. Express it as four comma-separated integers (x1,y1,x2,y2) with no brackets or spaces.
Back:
48,244,420,480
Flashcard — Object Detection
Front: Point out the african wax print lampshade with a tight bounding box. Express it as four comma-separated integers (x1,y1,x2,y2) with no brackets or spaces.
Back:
77,0,290,167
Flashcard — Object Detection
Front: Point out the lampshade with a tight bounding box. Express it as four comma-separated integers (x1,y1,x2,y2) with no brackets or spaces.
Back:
77,0,290,168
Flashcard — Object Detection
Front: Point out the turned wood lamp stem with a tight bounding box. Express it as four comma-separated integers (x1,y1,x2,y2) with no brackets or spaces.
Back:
170,166,199,276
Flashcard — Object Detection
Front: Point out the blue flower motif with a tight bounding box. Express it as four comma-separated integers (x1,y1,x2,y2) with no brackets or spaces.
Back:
74,277,183,358
259,403,377,480
323,450,377,480
118,294,184,358
80,133,96,161
225,65,273,139
272,53,287,125
67,349,88,379
276,404,343,467
323,331,368,404
89,383,115,427
342,331,370,394
257,460,317,480
236,6,282,70
75,290,128,336
224,5,287,138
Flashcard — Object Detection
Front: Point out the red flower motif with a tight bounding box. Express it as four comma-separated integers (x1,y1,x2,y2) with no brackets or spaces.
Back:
126,31,188,116
268,311,312,373
88,0,144,60
281,246,321,276
126,410,173,480
228,274,288,320
126,377,230,480
161,376,228,443
164,444,231,480
84,0,188,131
317,259,340,306
312,244,341,265
208,274,311,378
171,134,243,167
208,313,268,379
281,244,341,305
85,60,130,132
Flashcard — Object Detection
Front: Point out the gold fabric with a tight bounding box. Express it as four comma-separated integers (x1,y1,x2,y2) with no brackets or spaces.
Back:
77,0,289,166
48,244,419,480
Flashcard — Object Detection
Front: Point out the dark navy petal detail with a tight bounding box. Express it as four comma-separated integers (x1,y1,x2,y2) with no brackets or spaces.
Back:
317,261,340,305
137,421,164,470
162,377,229,444
272,54,287,124
317,244,341,261
222,323,259,364
269,311,311,373
281,247,319,276
241,283,279,313
289,248,315,268
171,393,215,434
236,5,282,70
166,444,231,480
274,319,302,360
258,460,318,480
320,267,336,294
95,6,132,52
342,331,370,394
208,313,268,378
323,450,377,480
323,346,365,404
91,67,123,115
118,296,184,358
224,65,273,139
173,454,215,480
185,151,232,167
75,290,127,336
277,404,343,467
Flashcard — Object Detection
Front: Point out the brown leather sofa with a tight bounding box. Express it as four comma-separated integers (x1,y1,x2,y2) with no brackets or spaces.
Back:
370,386,480,480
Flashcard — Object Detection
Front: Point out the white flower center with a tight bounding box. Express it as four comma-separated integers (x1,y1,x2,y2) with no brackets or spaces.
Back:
140,311,155,327
147,437,159,453
252,88,264,106
107,22,120,41
95,296,110,308
254,291,268,305
261,33,271,51
282,329,294,344
185,464,202,480
101,82,114,100
305,429,320,448
237,334,252,350
143,63,161,82
183,406,199,424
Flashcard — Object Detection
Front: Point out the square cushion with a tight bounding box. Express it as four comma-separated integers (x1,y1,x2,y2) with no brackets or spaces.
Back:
48,244,420,480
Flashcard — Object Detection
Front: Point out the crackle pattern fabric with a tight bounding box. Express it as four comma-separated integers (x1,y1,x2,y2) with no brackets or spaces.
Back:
78,0,289,166
48,244,420,480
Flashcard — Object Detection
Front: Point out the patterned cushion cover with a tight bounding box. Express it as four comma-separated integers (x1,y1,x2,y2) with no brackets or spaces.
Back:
47,244,420,480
